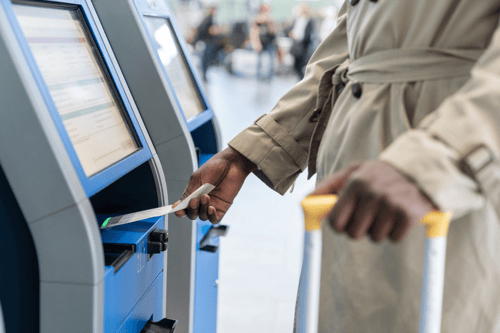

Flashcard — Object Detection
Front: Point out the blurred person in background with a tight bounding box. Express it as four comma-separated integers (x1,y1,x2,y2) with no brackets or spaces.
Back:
289,3,314,80
190,6,227,82
230,21,249,50
201,24,228,82
190,6,217,46
250,4,277,80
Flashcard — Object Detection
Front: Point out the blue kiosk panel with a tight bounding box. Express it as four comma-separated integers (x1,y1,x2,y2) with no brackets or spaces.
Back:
102,217,165,333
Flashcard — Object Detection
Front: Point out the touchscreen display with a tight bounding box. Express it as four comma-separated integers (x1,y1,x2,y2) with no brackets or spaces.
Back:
144,16,206,120
14,4,140,177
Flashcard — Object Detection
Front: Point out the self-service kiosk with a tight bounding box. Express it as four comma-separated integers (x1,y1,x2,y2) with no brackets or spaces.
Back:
0,0,177,332
90,1,223,333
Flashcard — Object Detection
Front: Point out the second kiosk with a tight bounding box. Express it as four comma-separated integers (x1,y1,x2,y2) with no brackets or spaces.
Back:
90,1,224,332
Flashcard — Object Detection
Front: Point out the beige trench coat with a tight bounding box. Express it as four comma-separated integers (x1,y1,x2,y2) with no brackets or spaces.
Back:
229,1,500,332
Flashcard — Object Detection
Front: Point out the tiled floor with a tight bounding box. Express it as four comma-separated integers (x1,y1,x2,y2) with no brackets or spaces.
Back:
201,58,317,333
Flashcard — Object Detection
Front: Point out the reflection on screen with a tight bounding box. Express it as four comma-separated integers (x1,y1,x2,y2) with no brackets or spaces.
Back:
13,4,139,177
144,16,206,120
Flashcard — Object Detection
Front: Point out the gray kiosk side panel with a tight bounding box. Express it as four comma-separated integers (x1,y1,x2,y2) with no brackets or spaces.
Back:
167,216,197,333
159,155,197,332
27,202,104,330
29,200,104,284
166,181,197,333
156,136,197,183
40,280,104,333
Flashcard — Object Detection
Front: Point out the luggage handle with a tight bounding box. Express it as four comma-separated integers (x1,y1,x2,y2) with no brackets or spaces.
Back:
301,195,451,238
299,195,452,333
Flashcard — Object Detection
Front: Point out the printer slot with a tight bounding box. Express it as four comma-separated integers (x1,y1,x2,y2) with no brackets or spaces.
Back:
104,243,136,273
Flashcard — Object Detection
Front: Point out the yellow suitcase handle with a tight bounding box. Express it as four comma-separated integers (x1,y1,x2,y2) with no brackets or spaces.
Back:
301,195,451,237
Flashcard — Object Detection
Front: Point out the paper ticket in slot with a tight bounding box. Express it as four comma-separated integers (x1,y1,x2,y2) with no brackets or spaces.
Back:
101,183,216,229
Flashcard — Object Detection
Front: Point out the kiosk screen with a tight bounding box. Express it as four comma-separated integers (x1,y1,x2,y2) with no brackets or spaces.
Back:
13,4,140,177
144,16,206,120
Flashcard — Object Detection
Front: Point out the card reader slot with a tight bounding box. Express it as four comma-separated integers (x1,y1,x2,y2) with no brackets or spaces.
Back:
103,243,136,273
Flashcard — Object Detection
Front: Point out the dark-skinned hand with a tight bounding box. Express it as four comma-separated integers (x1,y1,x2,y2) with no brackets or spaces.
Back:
309,160,438,242
174,147,258,224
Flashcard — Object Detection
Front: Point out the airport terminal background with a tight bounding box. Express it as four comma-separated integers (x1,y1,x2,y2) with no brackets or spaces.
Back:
164,0,342,332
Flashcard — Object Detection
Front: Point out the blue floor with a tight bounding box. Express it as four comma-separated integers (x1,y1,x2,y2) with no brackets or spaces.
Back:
201,62,317,332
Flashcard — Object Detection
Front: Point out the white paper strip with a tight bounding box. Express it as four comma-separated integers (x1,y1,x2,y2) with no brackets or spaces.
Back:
101,184,215,228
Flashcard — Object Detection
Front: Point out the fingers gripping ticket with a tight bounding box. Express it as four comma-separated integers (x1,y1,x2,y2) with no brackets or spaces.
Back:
101,184,215,229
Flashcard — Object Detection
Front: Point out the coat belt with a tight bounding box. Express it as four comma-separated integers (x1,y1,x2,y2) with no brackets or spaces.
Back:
307,48,485,178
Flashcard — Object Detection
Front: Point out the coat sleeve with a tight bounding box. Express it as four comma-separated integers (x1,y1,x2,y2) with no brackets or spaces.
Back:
228,2,349,195
379,21,500,219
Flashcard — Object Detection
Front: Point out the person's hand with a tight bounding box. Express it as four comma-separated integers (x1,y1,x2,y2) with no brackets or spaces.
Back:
174,147,257,224
309,161,437,242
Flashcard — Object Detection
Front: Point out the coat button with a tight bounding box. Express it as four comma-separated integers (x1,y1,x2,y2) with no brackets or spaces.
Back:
349,0,360,5
352,83,362,98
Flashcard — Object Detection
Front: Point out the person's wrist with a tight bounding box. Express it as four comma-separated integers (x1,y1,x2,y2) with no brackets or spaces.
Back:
224,147,258,174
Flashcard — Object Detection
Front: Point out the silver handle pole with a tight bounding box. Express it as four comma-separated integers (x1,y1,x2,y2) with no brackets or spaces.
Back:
419,236,447,333
297,229,323,333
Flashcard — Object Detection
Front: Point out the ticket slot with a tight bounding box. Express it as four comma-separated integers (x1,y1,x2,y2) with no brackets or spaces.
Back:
103,243,136,273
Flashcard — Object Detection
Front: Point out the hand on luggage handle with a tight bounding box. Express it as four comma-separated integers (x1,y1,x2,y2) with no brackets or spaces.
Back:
299,194,452,333
300,195,451,238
